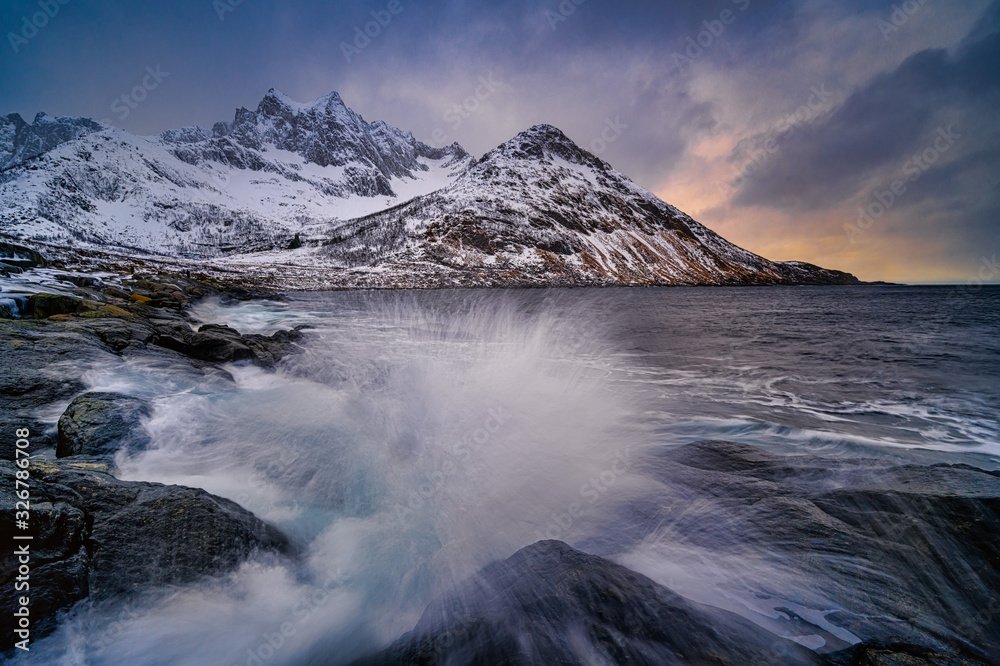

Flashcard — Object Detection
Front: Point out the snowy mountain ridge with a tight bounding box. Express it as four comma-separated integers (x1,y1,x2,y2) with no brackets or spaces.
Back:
0,89,471,257
317,124,857,286
0,90,859,287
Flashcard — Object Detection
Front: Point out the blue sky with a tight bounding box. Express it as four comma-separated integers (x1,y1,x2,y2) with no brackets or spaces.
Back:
1,0,998,283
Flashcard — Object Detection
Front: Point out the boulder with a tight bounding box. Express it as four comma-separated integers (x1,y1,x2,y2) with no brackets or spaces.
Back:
56,273,103,289
56,392,152,458
153,322,308,366
155,323,255,362
0,241,47,268
640,441,1000,661
29,293,97,319
244,326,310,366
0,319,103,460
354,540,824,666
0,459,292,652
0,261,24,276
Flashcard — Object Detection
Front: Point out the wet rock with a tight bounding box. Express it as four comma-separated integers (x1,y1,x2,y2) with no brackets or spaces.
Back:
56,392,152,458
89,317,158,352
355,540,824,666
28,293,97,319
155,323,255,362
827,642,991,665
153,322,307,366
56,273,103,289
0,261,24,276
103,285,131,300
0,273,294,462
244,325,310,366
0,459,292,652
637,441,1000,661
0,240,47,268
0,319,103,459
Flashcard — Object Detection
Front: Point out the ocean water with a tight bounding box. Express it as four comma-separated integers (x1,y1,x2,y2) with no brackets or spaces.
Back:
20,286,1000,665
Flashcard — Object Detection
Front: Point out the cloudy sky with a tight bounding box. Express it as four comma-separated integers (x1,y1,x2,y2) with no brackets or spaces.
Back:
2,0,998,283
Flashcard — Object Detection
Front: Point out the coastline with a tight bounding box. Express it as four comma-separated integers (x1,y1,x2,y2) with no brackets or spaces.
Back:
1,239,996,664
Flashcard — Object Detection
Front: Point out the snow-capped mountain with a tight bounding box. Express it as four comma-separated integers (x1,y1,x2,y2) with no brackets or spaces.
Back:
0,112,103,171
0,91,858,286
320,125,858,285
0,90,470,256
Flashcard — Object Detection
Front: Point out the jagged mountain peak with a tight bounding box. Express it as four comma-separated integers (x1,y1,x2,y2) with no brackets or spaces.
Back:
480,123,604,170
212,87,471,179
0,112,102,171
0,89,474,256
320,122,857,287
257,88,348,118
517,123,573,143
0,92,856,287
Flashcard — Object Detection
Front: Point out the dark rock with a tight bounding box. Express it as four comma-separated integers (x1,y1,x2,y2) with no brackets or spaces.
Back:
0,319,104,460
85,482,289,598
56,273,104,288
636,441,1000,661
87,317,157,352
243,325,307,366
153,322,306,366
0,113,101,171
29,293,97,319
354,540,824,666
0,240,48,268
56,392,152,458
156,323,256,363
0,459,292,652
0,261,24,275
826,642,991,665
103,285,131,300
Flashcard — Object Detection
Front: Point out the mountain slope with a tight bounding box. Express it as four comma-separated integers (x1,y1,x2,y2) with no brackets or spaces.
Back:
0,90,470,257
318,125,858,286
0,112,103,171
0,93,858,287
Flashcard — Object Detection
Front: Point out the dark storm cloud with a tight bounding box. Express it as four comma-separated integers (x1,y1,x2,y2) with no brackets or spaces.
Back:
0,0,795,163
731,2,1000,211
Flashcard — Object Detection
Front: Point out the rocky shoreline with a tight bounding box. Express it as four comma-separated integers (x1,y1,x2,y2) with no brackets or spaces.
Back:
1,244,310,654
1,242,995,664
1,237,866,294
